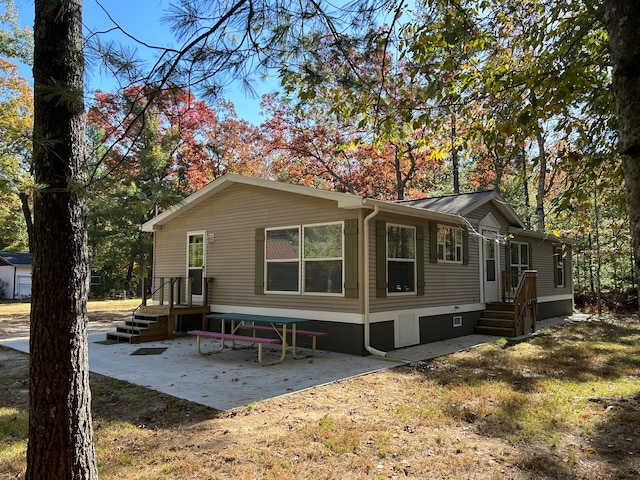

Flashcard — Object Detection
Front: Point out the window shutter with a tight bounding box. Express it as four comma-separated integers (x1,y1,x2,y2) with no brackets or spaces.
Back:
553,244,559,287
429,222,438,263
254,228,265,295
462,229,470,265
416,224,425,295
505,240,511,271
527,242,533,269
376,220,387,298
344,219,358,298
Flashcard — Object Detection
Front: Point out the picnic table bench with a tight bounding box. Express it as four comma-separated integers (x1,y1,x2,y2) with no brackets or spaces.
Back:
187,330,281,365
188,312,328,366
236,324,328,354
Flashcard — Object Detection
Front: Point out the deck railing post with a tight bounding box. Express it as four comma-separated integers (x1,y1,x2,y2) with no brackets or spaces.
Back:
187,277,193,307
203,277,209,306
158,277,164,305
169,278,174,308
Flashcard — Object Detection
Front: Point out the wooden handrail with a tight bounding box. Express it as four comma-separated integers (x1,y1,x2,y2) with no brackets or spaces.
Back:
147,276,214,307
513,271,537,336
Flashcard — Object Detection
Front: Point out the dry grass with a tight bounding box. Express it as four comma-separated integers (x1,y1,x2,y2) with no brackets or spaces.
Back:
1,306,639,479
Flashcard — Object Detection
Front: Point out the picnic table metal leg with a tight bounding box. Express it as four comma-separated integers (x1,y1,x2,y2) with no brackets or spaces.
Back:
291,323,311,359
195,334,225,355
257,323,287,366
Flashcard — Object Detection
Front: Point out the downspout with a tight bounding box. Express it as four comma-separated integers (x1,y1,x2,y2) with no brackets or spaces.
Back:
363,204,410,363
363,205,385,356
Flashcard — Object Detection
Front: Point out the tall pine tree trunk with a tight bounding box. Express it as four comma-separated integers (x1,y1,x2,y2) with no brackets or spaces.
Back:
535,129,547,232
27,0,98,478
451,113,459,194
605,0,640,311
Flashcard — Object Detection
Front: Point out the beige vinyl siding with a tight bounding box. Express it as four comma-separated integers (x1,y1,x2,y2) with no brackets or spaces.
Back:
512,235,572,297
368,215,480,313
424,223,481,307
465,203,512,229
152,183,361,314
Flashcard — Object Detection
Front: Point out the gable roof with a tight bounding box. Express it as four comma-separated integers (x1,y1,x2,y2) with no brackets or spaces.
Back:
0,252,32,267
141,174,467,232
396,190,526,229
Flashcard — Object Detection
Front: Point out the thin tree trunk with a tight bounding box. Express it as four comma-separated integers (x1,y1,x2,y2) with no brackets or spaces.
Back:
605,0,640,311
535,129,547,232
594,188,602,316
27,0,98,478
588,232,595,295
521,146,530,228
18,192,33,252
451,113,459,194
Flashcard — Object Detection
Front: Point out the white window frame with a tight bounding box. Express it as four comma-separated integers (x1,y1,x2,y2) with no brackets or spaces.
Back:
437,225,463,263
555,246,565,288
387,223,417,295
264,222,345,296
302,221,345,296
510,241,530,273
264,225,301,294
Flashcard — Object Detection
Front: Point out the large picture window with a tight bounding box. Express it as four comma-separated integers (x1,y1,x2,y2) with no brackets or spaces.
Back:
387,224,416,293
437,226,463,263
265,223,344,295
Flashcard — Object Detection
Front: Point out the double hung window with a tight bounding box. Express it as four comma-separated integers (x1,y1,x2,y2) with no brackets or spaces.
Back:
304,223,343,293
387,224,416,293
265,227,300,292
555,246,565,287
437,226,463,263
510,241,530,274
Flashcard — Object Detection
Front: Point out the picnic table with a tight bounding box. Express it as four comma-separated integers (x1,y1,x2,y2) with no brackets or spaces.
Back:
187,313,328,366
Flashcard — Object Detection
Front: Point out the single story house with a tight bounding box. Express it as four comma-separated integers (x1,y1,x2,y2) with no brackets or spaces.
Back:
140,174,574,355
0,252,33,299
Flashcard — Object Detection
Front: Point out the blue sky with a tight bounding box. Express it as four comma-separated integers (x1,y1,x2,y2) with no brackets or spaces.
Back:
14,0,274,124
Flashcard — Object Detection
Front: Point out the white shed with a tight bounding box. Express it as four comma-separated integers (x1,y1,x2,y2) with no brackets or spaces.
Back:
0,252,33,299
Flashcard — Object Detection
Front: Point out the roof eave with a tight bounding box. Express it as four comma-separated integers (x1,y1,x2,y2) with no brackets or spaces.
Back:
361,198,467,224
508,227,577,245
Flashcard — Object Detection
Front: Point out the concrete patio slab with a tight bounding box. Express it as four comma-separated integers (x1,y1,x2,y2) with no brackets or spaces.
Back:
0,313,587,411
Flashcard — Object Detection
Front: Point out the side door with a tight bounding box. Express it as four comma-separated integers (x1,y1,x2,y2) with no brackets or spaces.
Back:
482,229,500,303
187,231,206,304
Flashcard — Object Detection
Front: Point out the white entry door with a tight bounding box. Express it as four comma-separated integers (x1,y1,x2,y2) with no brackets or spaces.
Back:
187,232,206,304
482,229,500,303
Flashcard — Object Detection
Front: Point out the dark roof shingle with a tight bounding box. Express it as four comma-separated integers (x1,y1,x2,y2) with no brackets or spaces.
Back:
0,252,33,266
396,191,496,215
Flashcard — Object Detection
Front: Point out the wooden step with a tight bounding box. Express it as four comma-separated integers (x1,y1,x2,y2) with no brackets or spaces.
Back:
485,302,515,312
474,325,517,337
116,325,148,334
105,314,171,344
482,310,515,321
477,318,514,328
106,331,138,343
475,302,517,337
